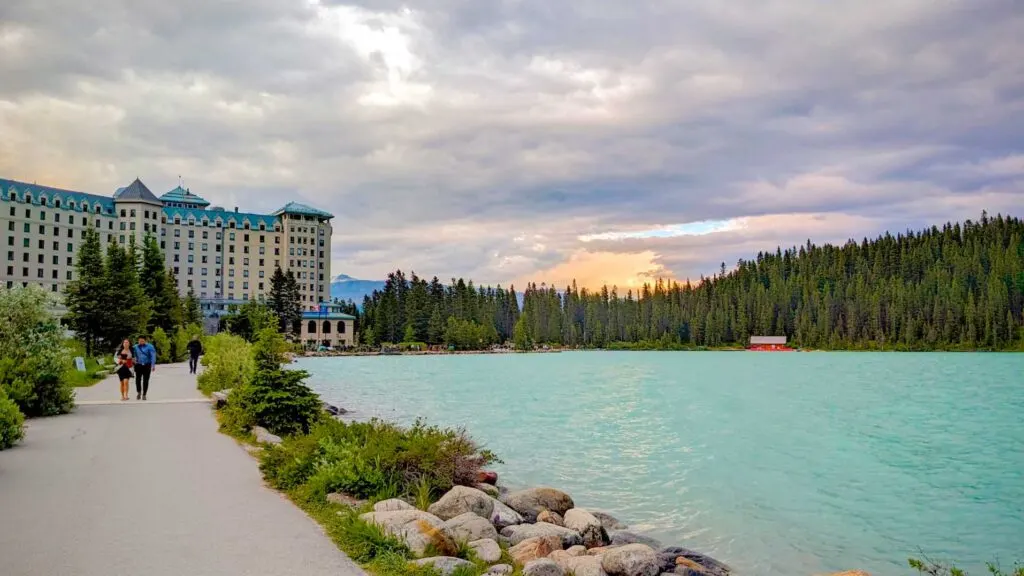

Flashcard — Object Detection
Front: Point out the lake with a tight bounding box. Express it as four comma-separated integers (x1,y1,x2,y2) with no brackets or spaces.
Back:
298,352,1024,576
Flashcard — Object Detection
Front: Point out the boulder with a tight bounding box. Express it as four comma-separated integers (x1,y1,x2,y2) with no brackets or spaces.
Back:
501,523,583,548
413,557,474,576
486,565,515,576
444,512,499,543
601,544,660,576
566,555,610,576
590,511,628,531
252,426,282,445
548,550,573,568
501,488,575,522
658,547,730,576
429,486,495,520
609,531,662,550
509,536,562,564
564,509,608,548
490,498,525,530
212,390,229,407
524,559,566,576
476,483,501,498
373,498,415,512
469,538,502,564
537,510,565,527
359,510,458,557
567,545,588,557
327,492,367,508
587,547,620,556
673,557,708,576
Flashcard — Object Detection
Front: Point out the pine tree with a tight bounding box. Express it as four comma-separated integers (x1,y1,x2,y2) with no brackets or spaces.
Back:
183,289,203,326
102,240,151,348
64,227,107,355
268,267,301,334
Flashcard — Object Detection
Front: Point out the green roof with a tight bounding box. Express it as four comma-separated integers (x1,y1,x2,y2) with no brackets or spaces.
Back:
160,186,210,207
273,201,333,219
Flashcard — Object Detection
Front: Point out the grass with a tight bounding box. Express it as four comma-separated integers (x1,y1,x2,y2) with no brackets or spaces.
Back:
64,357,107,388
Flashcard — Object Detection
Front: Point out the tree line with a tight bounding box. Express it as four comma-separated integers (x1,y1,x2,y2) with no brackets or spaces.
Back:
65,229,203,357
358,213,1024,351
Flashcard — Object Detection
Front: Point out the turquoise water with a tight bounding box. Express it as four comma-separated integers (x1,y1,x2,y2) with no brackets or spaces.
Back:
298,352,1024,575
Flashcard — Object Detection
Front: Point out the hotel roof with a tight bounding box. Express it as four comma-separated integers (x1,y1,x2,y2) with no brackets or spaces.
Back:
161,186,210,207
113,178,163,205
0,177,116,213
273,201,333,219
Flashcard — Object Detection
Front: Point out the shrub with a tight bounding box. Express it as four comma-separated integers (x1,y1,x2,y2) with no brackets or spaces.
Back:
152,327,172,364
909,557,1023,576
197,333,253,395
226,328,322,436
0,286,75,416
259,415,499,501
0,388,25,450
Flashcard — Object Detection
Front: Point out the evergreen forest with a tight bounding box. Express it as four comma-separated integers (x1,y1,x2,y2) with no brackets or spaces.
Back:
358,213,1024,351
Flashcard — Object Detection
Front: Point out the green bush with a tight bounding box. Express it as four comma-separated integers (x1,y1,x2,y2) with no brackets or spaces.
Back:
0,287,75,416
197,333,253,395
260,416,499,501
910,557,1023,576
226,328,321,436
0,388,25,450
151,327,171,364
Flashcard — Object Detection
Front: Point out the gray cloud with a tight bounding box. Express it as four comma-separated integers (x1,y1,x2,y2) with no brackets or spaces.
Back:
1,0,1021,285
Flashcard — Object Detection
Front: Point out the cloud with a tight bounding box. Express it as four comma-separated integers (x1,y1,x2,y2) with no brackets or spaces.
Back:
0,0,1022,287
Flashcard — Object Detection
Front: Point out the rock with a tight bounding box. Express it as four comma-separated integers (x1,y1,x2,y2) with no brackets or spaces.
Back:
509,535,563,564
590,511,628,531
412,557,474,576
444,512,499,542
501,487,575,522
359,510,458,557
601,544,660,576
501,523,583,548
374,498,415,512
428,486,495,520
469,538,502,564
524,559,566,576
476,483,501,498
609,531,662,549
212,390,229,407
252,426,282,445
537,510,565,527
486,565,515,576
566,555,610,576
658,547,730,576
327,492,367,508
587,546,620,556
490,498,525,530
548,550,573,568
673,557,708,576
567,545,588,557
478,470,499,485
564,509,608,548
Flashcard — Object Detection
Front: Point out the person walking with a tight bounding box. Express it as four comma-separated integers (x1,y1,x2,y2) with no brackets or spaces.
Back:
133,335,157,400
187,336,203,374
115,339,135,401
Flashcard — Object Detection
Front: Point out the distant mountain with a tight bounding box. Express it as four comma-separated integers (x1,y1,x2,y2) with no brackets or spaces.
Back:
330,274,386,305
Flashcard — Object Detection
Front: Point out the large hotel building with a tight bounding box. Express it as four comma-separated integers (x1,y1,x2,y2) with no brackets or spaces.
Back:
1,177,335,316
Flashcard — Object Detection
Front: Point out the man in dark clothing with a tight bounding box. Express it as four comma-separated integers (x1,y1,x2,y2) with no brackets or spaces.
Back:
187,337,203,374
133,335,157,400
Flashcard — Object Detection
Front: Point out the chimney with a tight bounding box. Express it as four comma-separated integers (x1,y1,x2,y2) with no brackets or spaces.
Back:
234,207,238,213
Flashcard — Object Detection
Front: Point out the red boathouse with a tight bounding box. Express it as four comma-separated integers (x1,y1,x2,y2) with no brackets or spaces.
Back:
748,335,793,351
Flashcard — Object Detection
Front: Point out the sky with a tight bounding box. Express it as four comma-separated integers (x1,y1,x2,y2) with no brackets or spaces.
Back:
1,0,1022,290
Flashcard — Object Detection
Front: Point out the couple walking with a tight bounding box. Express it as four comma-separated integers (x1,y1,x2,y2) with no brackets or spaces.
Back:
114,336,157,401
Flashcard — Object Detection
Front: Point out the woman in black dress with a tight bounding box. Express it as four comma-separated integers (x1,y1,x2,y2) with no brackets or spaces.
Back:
115,339,135,401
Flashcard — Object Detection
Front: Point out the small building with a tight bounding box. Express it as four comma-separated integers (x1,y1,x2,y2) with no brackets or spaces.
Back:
300,303,356,349
749,335,790,351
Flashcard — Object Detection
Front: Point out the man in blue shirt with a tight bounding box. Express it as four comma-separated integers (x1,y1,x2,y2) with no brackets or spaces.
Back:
133,335,157,400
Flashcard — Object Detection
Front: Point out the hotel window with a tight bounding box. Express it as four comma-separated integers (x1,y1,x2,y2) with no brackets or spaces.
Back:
275,237,280,244
215,256,222,264
174,254,180,263
259,235,265,243
215,269,221,276
67,229,73,238
244,234,249,242
274,248,280,256
160,241,165,249
66,270,72,280
228,281,235,289
67,243,73,252
188,230,194,238
201,268,208,276
243,270,249,278
174,242,180,249
144,210,149,219
243,282,249,290
174,229,181,237
38,225,45,234
174,267,179,275
130,209,136,217
258,270,264,278
228,269,235,277
243,257,249,265
216,232,222,240
202,231,208,239
201,280,207,288
25,209,32,218
229,257,235,265
120,235,125,244
55,213,61,223
23,238,29,248
259,282,264,290
130,222,135,230
108,221,113,230
259,246,265,255
120,209,126,217
187,279,193,288
188,242,194,250
201,256,208,264
40,211,47,221
69,215,74,224
52,270,58,279
229,233,235,241
38,240,44,249
37,269,43,278
188,267,193,275
23,223,29,233
229,245,235,253
187,255,194,263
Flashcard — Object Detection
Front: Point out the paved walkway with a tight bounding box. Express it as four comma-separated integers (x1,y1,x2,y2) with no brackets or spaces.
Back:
0,363,365,576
